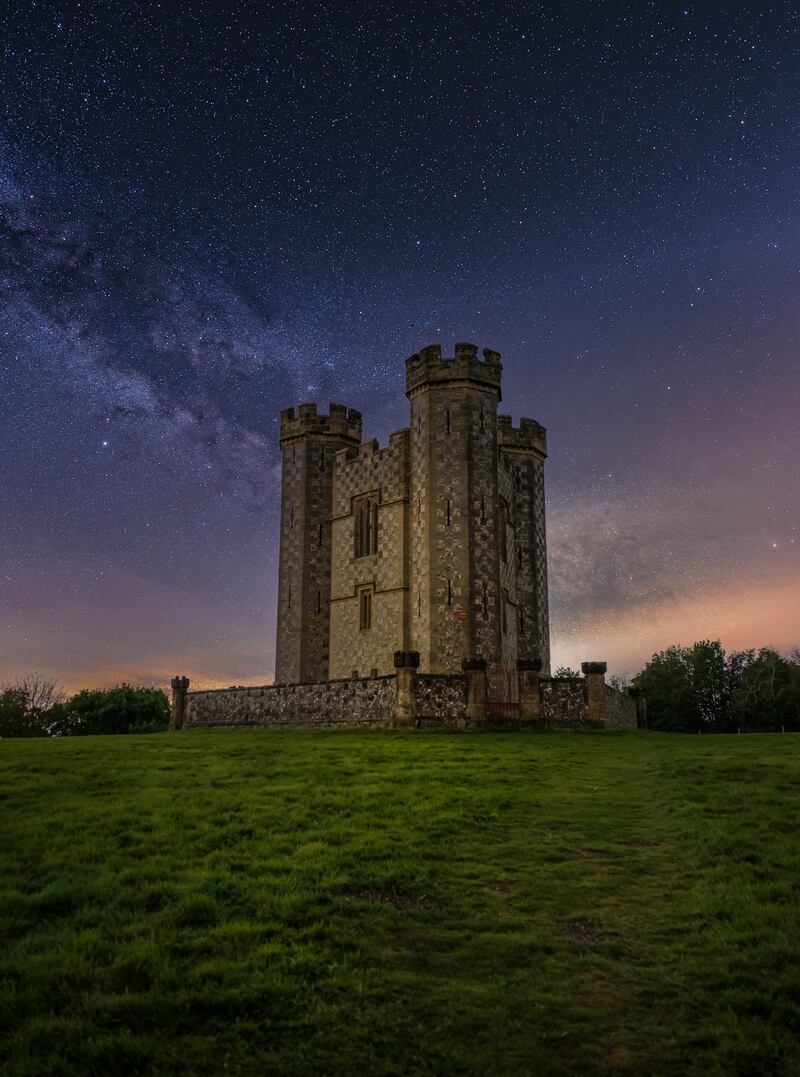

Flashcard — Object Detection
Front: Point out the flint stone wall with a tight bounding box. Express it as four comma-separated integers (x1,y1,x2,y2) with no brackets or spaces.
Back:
604,686,638,728
415,674,467,726
539,678,591,729
186,676,396,729
181,669,640,731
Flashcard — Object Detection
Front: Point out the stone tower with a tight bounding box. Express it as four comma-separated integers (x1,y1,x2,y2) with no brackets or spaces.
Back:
406,343,504,672
275,403,362,684
274,343,550,685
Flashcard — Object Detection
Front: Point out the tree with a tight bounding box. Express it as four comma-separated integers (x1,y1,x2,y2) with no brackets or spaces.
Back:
733,649,800,732
553,666,581,679
634,645,695,731
0,674,64,737
0,688,34,738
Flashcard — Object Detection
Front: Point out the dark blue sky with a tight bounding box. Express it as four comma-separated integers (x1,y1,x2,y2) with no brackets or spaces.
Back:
1,2,798,689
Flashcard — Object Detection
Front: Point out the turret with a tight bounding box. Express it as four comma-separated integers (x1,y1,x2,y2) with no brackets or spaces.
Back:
274,400,361,685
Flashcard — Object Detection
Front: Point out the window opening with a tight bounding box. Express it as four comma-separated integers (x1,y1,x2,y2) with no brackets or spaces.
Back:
447,578,452,605
354,497,379,558
446,499,451,526
359,589,372,630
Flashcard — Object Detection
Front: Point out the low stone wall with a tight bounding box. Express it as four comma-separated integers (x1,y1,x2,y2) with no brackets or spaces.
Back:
186,675,396,729
415,674,467,727
172,655,645,733
539,678,591,729
605,686,638,728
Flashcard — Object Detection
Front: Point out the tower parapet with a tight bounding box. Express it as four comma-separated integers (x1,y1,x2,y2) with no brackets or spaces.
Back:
405,343,502,398
280,403,362,445
497,415,547,458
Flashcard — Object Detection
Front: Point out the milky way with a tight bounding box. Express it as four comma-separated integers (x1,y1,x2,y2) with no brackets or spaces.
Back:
1,4,798,689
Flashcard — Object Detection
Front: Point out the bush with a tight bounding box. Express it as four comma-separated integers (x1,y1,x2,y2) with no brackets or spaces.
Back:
58,685,169,736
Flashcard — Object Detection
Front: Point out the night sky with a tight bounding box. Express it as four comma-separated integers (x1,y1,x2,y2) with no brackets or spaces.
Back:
2,3,798,692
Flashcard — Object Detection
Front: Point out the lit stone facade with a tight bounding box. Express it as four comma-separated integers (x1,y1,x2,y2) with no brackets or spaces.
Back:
274,342,551,685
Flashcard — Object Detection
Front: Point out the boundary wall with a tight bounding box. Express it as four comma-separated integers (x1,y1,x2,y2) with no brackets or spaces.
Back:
171,658,643,732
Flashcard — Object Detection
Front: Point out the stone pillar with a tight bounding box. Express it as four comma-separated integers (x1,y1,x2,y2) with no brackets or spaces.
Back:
170,676,190,731
392,651,420,727
629,686,648,728
581,662,607,725
463,658,488,727
517,657,543,727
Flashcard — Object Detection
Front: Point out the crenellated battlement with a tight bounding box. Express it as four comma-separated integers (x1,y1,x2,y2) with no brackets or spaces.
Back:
497,415,547,457
333,428,410,470
280,402,362,445
405,342,503,397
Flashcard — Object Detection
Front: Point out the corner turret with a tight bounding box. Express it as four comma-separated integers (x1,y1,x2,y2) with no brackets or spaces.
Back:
280,403,362,445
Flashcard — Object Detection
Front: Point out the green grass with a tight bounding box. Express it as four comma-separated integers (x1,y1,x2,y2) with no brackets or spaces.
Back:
1,730,799,1076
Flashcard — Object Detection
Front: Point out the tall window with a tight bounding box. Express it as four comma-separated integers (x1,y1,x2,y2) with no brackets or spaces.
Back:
359,588,372,630
499,500,508,562
354,497,379,558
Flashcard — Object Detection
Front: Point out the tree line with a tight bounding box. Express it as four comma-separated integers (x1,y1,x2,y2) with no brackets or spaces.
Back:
0,675,169,738
633,641,800,733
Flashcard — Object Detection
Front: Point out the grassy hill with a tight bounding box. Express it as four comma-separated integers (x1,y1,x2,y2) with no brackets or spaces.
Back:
1,730,798,1076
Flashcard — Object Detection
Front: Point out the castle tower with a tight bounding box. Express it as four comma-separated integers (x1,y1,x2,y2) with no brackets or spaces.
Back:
275,403,362,684
406,343,505,673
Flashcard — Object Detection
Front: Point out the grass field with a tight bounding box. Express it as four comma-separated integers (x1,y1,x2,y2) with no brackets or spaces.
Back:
1,730,799,1076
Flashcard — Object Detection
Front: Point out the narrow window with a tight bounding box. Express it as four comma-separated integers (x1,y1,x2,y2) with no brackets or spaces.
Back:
447,579,453,605
480,494,486,524
417,590,421,616
446,499,451,526
319,447,325,470
290,504,294,529
502,592,508,635
318,522,323,546
446,409,450,435
517,545,522,567
359,589,372,630
417,496,421,522
355,497,379,558
482,586,488,618
365,500,372,554
316,590,321,613
417,412,421,433
519,608,525,633
480,403,485,432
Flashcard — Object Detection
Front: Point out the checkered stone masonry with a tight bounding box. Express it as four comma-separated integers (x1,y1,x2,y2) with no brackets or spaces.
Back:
329,431,410,679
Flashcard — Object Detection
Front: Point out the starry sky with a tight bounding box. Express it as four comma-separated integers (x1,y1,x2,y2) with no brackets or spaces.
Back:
1,2,798,692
